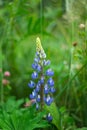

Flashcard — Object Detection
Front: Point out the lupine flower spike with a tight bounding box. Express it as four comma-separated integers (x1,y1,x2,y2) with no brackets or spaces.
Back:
28,37,55,122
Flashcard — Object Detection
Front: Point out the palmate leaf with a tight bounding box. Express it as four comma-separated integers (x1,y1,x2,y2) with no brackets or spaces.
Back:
2,97,24,113
0,109,18,130
17,107,49,130
0,101,49,130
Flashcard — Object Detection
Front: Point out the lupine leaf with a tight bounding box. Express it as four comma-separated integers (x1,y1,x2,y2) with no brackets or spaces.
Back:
0,98,49,130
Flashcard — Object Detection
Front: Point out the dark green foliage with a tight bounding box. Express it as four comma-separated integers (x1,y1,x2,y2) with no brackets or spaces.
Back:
0,97,49,130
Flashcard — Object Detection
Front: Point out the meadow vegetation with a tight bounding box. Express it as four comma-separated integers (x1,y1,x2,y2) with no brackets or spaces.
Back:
0,0,87,130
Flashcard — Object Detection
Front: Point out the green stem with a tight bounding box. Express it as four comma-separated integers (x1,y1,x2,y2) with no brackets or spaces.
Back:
40,84,44,110
64,21,74,106
40,64,44,111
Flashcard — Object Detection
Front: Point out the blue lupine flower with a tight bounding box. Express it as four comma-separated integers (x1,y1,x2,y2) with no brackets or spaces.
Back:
37,80,41,86
47,78,54,87
30,90,36,99
46,113,53,122
44,84,49,94
37,64,42,72
28,37,55,122
40,76,45,84
28,80,35,88
32,63,41,72
31,71,38,79
50,87,55,93
30,94,34,99
32,63,38,70
36,52,39,56
34,57,40,63
44,95,53,106
35,84,40,92
46,69,54,76
43,60,50,66
36,95,40,102
36,103,39,110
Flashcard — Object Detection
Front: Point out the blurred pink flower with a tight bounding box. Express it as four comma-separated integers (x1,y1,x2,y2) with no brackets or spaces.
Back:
24,99,36,107
2,79,9,86
4,71,11,77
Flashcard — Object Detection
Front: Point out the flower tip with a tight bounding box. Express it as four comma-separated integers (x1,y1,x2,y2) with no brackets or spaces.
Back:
36,37,41,44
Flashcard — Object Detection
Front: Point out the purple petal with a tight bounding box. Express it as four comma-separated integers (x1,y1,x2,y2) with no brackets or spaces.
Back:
46,69,54,76
31,71,38,79
50,87,55,93
32,63,38,70
44,60,50,66
44,95,53,106
44,84,49,94
28,81,35,88
36,95,40,102
47,78,54,87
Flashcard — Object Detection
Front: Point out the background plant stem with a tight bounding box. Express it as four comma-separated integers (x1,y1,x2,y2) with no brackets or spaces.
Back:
0,41,4,105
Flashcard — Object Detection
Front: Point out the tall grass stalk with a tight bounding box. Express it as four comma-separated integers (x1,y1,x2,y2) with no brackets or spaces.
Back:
64,20,75,106
0,41,4,105
40,0,43,39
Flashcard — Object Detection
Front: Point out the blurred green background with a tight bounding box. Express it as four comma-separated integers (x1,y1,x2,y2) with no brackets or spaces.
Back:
0,0,87,128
